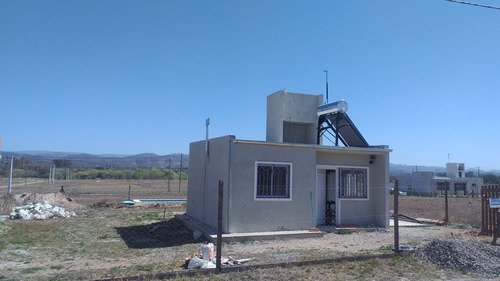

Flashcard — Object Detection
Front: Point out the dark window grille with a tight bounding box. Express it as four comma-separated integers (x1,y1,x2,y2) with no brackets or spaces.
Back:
339,168,367,198
256,164,290,198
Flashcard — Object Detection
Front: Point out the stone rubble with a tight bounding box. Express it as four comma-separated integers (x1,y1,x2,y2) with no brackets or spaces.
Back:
415,237,500,278
9,201,77,220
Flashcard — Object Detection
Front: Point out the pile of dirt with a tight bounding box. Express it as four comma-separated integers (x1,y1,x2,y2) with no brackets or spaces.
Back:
1,192,85,216
90,199,118,209
15,192,85,211
415,237,500,278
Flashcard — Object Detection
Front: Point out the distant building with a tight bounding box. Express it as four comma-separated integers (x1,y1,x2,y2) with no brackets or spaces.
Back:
398,163,482,196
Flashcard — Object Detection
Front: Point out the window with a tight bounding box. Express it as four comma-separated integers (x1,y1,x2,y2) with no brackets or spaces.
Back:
339,168,368,198
255,162,291,199
436,182,449,190
455,183,466,191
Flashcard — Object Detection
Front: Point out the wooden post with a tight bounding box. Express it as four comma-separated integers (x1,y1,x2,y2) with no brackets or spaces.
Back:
493,209,500,245
444,181,449,223
216,180,223,272
394,180,400,256
481,186,487,235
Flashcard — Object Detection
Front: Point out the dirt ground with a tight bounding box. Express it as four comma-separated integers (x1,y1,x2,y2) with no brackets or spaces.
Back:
0,178,187,211
393,196,482,227
0,179,494,280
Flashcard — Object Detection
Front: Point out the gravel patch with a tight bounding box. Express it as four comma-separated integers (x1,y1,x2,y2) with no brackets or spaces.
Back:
416,237,500,278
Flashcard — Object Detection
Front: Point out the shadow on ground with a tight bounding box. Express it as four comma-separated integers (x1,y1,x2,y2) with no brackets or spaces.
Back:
115,217,202,249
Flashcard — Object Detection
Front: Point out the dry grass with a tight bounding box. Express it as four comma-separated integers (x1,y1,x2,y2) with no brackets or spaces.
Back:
0,180,490,280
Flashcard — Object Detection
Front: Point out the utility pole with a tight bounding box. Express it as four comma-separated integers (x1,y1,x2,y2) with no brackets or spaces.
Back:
323,70,329,104
8,156,13,194
167,158,171,192
394,180,400,256
205,118,210,155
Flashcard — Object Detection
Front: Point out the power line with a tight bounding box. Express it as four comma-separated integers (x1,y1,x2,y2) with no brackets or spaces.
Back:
444,0,500,10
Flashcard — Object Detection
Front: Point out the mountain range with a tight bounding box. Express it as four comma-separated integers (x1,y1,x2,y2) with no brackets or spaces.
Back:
0,151,188,169
1,150,498,175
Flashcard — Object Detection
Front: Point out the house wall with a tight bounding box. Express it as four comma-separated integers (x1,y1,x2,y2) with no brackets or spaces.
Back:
411,172,434,193
398,174,412,192
446,163,465,178
432,177,483,196
316,150,389,228
186,135,233,232
188,136,390,232
228,142,317,233
266,90,323,144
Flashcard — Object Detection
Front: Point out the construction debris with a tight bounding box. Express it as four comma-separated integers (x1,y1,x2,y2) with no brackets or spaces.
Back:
415,237,500,278
187,256,215,269
9,202,77,220
185,242,252,269
415,217,445,225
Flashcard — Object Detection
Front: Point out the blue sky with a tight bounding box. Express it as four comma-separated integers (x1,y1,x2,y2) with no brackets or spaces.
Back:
1,0,499,170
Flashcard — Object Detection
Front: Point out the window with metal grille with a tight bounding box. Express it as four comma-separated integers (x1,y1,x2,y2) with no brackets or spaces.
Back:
455,182,467,191
339,168,368,198
436,182,449,190
255,162,291,199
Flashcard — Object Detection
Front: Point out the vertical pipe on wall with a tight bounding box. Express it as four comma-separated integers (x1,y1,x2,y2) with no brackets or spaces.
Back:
227,138,234,233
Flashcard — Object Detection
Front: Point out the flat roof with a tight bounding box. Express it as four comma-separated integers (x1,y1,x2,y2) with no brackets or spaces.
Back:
233,138,391,155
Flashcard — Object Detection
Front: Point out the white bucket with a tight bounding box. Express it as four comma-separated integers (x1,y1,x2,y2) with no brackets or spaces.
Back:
199,243,214,261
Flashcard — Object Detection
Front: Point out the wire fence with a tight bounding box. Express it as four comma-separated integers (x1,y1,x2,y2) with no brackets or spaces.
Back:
0,178,487,280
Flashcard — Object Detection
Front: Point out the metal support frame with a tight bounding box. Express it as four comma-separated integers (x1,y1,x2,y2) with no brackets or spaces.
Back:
317,112,349,146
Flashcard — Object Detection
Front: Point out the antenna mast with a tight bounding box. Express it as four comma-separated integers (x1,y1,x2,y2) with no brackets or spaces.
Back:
324,70,329,104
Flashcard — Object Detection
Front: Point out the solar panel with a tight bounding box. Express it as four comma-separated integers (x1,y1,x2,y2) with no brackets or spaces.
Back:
318,112,369,148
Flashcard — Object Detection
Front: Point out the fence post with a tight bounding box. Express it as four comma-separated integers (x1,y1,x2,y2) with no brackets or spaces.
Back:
444,181,449,223
493,209,500,245
178,154,183,193
394,180,400,256
8,156,13,194
216,180,223,272
481,186,487,235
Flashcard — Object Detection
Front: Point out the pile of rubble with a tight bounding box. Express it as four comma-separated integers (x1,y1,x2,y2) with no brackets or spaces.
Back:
10,201,77,220
415,237,500,278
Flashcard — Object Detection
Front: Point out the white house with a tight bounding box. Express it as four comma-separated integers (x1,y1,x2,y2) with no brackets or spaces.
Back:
186,90,391,233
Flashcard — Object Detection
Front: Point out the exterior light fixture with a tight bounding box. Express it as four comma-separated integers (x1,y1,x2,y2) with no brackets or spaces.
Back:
369,156,376,165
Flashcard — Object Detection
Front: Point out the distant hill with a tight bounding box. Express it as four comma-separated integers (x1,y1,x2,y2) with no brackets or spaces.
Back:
0,151,188,169
390,163,446,175
1,151,498,175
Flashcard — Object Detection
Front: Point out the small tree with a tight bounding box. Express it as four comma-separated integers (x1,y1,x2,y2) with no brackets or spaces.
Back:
53,159,73,168
482,174,500,184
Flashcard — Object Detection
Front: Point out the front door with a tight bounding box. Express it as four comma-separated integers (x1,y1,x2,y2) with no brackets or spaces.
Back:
325,170,336,225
